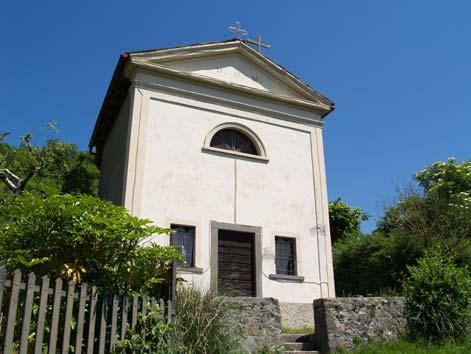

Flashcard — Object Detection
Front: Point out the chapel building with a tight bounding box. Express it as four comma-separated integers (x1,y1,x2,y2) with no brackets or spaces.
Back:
89,39,336,303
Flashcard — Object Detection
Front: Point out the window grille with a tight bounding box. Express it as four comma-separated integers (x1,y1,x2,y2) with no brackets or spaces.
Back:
210,128,258,155
275,237,296,275
170,225,195,267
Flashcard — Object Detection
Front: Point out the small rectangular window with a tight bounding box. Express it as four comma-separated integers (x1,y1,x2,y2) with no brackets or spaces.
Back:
275,237,296,276
170,224,195,267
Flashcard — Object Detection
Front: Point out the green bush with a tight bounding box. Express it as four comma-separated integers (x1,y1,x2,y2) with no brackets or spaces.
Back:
0,193,182,295
333,231,424,295
118,287,244,354
403,249,471,341
115,306,186,354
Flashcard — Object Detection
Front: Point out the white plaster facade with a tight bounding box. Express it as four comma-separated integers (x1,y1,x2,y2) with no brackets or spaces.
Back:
90,40,336,303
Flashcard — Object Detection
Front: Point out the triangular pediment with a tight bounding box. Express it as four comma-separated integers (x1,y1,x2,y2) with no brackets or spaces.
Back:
127,40,333,108
159,53,303,98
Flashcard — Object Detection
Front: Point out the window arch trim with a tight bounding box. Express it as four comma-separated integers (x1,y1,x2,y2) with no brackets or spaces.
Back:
203,123,268,161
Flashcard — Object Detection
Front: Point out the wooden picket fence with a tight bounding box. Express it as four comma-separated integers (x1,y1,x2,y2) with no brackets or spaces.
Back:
0,266,175,354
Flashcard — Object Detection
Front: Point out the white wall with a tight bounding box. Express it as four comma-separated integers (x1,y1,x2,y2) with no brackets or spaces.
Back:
97,46,337,302
117,69,335,302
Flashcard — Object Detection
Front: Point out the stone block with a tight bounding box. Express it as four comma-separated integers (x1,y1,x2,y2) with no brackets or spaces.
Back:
224,297,282,353
314,297,406,353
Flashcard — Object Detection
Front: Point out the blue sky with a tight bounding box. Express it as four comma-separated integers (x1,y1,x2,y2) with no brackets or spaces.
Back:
1,1,470,231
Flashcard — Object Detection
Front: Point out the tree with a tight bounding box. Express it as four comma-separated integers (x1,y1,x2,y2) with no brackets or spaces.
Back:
0,193,182,295
334,158,471,296
0,131,45,194
329,198,369,243
60,152,99,195
377,158,471,248
0,130,99,197
415,158,471,202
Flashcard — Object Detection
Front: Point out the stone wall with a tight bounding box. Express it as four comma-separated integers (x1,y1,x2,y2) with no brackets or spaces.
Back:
225,297,282,353
314,297,406,353
280,302,314,330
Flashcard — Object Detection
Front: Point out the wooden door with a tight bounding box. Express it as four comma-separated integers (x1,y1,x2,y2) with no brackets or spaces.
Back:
217,229,255,296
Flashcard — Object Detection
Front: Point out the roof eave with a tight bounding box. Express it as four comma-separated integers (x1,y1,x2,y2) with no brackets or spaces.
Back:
88,53,130,152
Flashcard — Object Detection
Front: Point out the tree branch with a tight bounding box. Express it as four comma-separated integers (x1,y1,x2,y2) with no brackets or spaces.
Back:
0,167,38,195
2,169,21,183
16,169,37,194
1,132,53,194
0,170,19,192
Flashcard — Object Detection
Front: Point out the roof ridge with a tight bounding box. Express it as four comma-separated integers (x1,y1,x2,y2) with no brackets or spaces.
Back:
124,38,241,55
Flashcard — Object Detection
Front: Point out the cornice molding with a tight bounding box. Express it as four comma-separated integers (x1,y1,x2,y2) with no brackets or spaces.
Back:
132,80,324,128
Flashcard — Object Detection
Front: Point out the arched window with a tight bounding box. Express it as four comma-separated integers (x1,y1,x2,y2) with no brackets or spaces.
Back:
203,123,268,161
210,128,258,155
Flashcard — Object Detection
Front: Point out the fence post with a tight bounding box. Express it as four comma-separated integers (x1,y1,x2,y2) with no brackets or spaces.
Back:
98,293,108,354
49,278,63,354
131,294,138,330
159,298,165,318
19,272,36,354
110,294,119,352
120,295,128,341
87,287,98,354
170,258,177,321
3,269,22,354
0,266,7,338
34,275,50,354
171,259,177,302
75,283,88,354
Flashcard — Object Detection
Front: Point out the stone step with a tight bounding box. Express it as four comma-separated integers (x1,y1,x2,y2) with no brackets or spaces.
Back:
281,333,314,343
284,342,316,351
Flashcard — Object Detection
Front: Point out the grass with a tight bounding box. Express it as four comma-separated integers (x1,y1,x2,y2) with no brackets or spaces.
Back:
281,326,314,335
334,339,471,354
174,286,243,353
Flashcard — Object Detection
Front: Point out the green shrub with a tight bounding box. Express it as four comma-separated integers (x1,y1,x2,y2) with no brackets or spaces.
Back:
333,231,424,295
0,193,182,295
403,249,471,341
115,306,187,354
118,287,244,354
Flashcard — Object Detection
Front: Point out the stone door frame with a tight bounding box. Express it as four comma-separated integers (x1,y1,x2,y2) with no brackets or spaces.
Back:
210,221,262,297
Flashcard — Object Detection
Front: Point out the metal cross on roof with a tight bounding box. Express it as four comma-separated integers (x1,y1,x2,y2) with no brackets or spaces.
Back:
228,21,248,39
246,34,271,53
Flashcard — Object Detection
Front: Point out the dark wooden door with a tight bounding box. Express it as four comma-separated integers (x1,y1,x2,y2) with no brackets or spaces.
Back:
218,229,255,296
